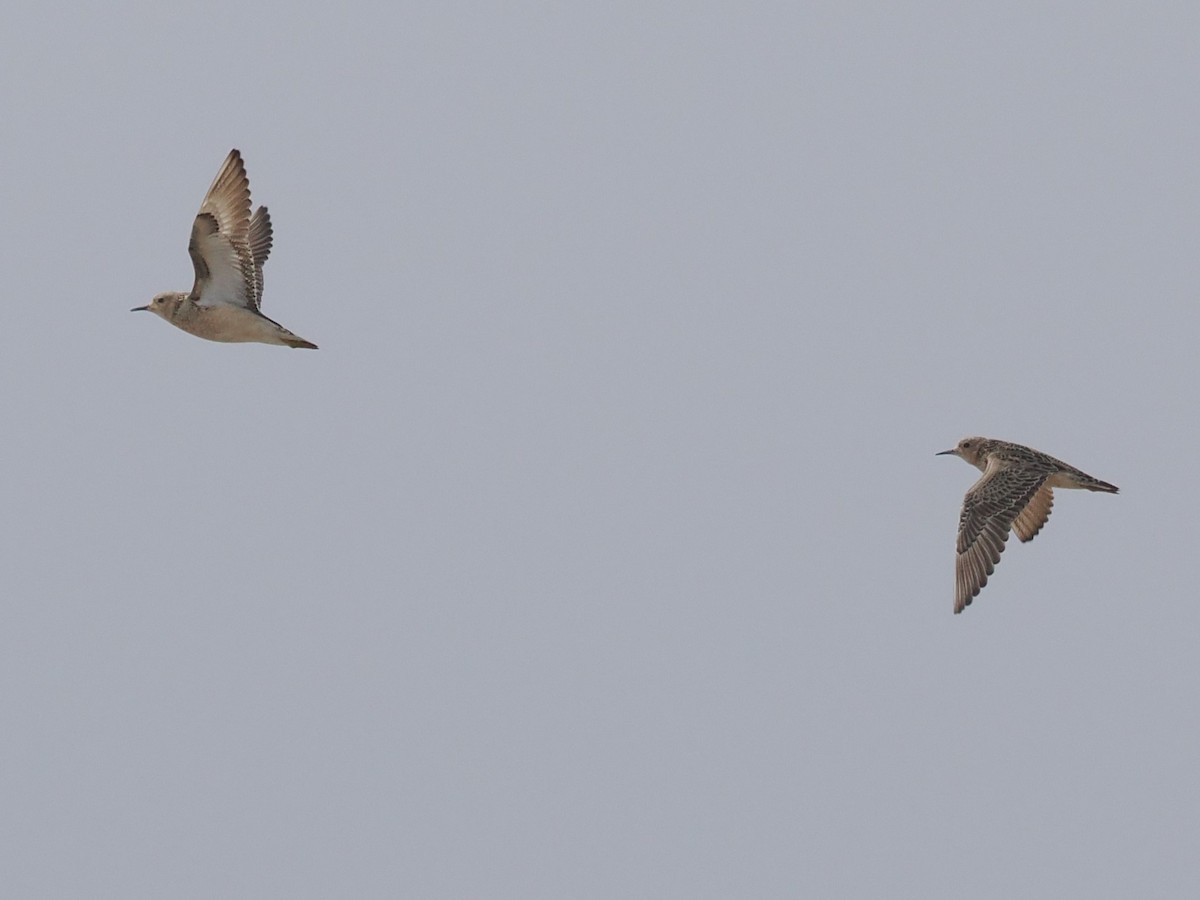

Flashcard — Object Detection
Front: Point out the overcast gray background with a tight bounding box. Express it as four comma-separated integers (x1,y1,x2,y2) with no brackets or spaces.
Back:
0,2,1195,897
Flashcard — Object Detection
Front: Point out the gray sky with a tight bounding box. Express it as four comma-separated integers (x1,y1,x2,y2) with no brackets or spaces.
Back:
1,2,1196,897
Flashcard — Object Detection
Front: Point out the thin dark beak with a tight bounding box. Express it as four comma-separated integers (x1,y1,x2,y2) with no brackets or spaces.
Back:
935,449,956,456
131,305,149,312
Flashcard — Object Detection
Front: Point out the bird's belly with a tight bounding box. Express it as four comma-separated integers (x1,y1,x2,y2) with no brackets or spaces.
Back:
182,307,280,344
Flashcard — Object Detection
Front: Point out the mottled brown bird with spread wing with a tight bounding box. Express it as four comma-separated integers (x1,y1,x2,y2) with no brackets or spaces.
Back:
133,149,317,349
937,437,1117,613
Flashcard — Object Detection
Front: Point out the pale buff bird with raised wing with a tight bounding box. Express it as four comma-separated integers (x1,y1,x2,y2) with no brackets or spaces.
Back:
937,437,1117,614
133,149,317,349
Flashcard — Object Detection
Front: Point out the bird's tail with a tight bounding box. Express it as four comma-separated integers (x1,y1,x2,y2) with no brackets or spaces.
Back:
282,335,318,349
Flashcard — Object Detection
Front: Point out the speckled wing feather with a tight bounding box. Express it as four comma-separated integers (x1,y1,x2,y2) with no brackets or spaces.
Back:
187,150,260,310
955,460,1051,613
246,205,273,309
1011,484,1054,543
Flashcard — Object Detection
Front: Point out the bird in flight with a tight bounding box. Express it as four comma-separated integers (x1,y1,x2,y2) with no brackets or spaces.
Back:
937,437,1117,613
133,149,317,349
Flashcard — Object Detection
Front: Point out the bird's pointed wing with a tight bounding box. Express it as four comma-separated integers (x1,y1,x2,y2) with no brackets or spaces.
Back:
955,459,1050,613
246,206,273,306
187,150,262,310
1011,484,1054,543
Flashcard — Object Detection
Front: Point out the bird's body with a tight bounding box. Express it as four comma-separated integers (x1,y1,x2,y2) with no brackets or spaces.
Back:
937,437,1117,614
145,292,313,347
133,149,316,349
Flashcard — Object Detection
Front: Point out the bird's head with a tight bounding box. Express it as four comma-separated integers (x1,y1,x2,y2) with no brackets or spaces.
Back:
936,436,988,467
131,292,183,320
